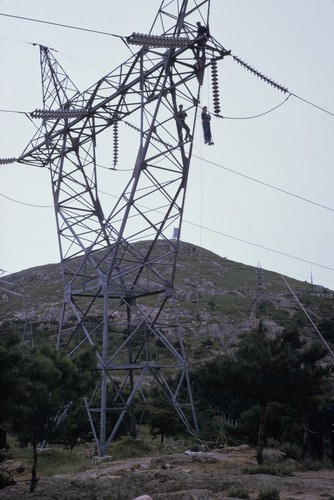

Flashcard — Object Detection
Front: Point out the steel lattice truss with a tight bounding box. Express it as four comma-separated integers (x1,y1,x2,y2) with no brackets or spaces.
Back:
16,0,230,455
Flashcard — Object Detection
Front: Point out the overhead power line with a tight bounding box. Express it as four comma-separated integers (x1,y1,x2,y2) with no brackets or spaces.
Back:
0,109,27,115
280,273,334,358
0,12,124,39
289,92,334,118
2,189,333,274
232,54,334,118
217,94,291,120
3,152,334,213
0,192,53,208
185,220,334,273
222,120,333,167
1,15,333,119
192,155,334,213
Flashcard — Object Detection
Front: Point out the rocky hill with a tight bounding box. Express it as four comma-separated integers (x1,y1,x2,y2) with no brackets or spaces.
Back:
1,241,334,359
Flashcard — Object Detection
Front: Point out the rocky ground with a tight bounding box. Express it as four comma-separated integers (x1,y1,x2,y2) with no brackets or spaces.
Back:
0,445,333,499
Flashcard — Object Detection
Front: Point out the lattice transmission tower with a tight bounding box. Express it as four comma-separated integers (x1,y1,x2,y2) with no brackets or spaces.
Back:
14,0,230,456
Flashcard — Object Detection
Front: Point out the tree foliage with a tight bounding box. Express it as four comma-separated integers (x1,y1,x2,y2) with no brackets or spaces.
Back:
193,322,331,464
0,341,97,492
147,387,184,444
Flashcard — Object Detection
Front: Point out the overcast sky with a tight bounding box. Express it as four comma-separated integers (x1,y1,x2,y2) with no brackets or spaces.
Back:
0,0,333,290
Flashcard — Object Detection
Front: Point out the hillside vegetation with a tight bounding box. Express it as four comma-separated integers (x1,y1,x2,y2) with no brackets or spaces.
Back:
1,241,333,358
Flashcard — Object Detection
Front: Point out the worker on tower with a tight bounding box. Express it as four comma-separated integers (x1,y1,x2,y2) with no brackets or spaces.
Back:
196,21,210,57
201,106,214,145
175,105,192,142
196,21,210,41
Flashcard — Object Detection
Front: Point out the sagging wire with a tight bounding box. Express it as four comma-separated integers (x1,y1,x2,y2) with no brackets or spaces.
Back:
0,192,53,208
215,93,291,121
208,54,291,121
232,54,334,117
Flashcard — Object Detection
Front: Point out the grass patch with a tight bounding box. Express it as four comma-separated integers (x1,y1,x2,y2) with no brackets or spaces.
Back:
244,462,295,476
297,457,331,471
10,444,93,477
106,429,194,460
3,434,93,477
225,484,250,498
257,485,280,500
108,436,153,459
36,447,92,476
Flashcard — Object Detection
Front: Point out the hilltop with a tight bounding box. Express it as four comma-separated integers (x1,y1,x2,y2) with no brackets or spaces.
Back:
1,241,333,359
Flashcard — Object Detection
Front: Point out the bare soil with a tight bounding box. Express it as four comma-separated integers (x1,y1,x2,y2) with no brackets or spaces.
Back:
0,445,333,499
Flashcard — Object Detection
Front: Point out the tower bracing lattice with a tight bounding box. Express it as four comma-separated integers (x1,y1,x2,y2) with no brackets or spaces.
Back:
17,0,230,456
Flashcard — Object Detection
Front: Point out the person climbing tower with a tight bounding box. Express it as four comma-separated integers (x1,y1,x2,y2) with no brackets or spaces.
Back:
195,21,210,58
201,106,214,145
175,105,192,142
196,21,210,40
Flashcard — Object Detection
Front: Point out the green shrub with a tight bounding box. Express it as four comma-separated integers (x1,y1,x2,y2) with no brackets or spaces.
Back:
297,458,327,471
244,463,294,476
257,485,280,500
276,441,302,461
197,413,227,446
109,437,152,459
226,484,250,498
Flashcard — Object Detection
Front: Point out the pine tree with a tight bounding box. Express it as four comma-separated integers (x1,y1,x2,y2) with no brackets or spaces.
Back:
193,322,331,464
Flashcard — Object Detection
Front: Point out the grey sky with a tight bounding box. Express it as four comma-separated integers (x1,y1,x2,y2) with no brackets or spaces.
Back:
0,0,333,288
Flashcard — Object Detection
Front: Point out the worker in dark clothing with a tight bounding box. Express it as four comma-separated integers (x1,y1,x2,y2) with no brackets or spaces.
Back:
196,22,209,58
196,21,210,41
175,105,192,142
201,106,213,145
326,401,334,465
